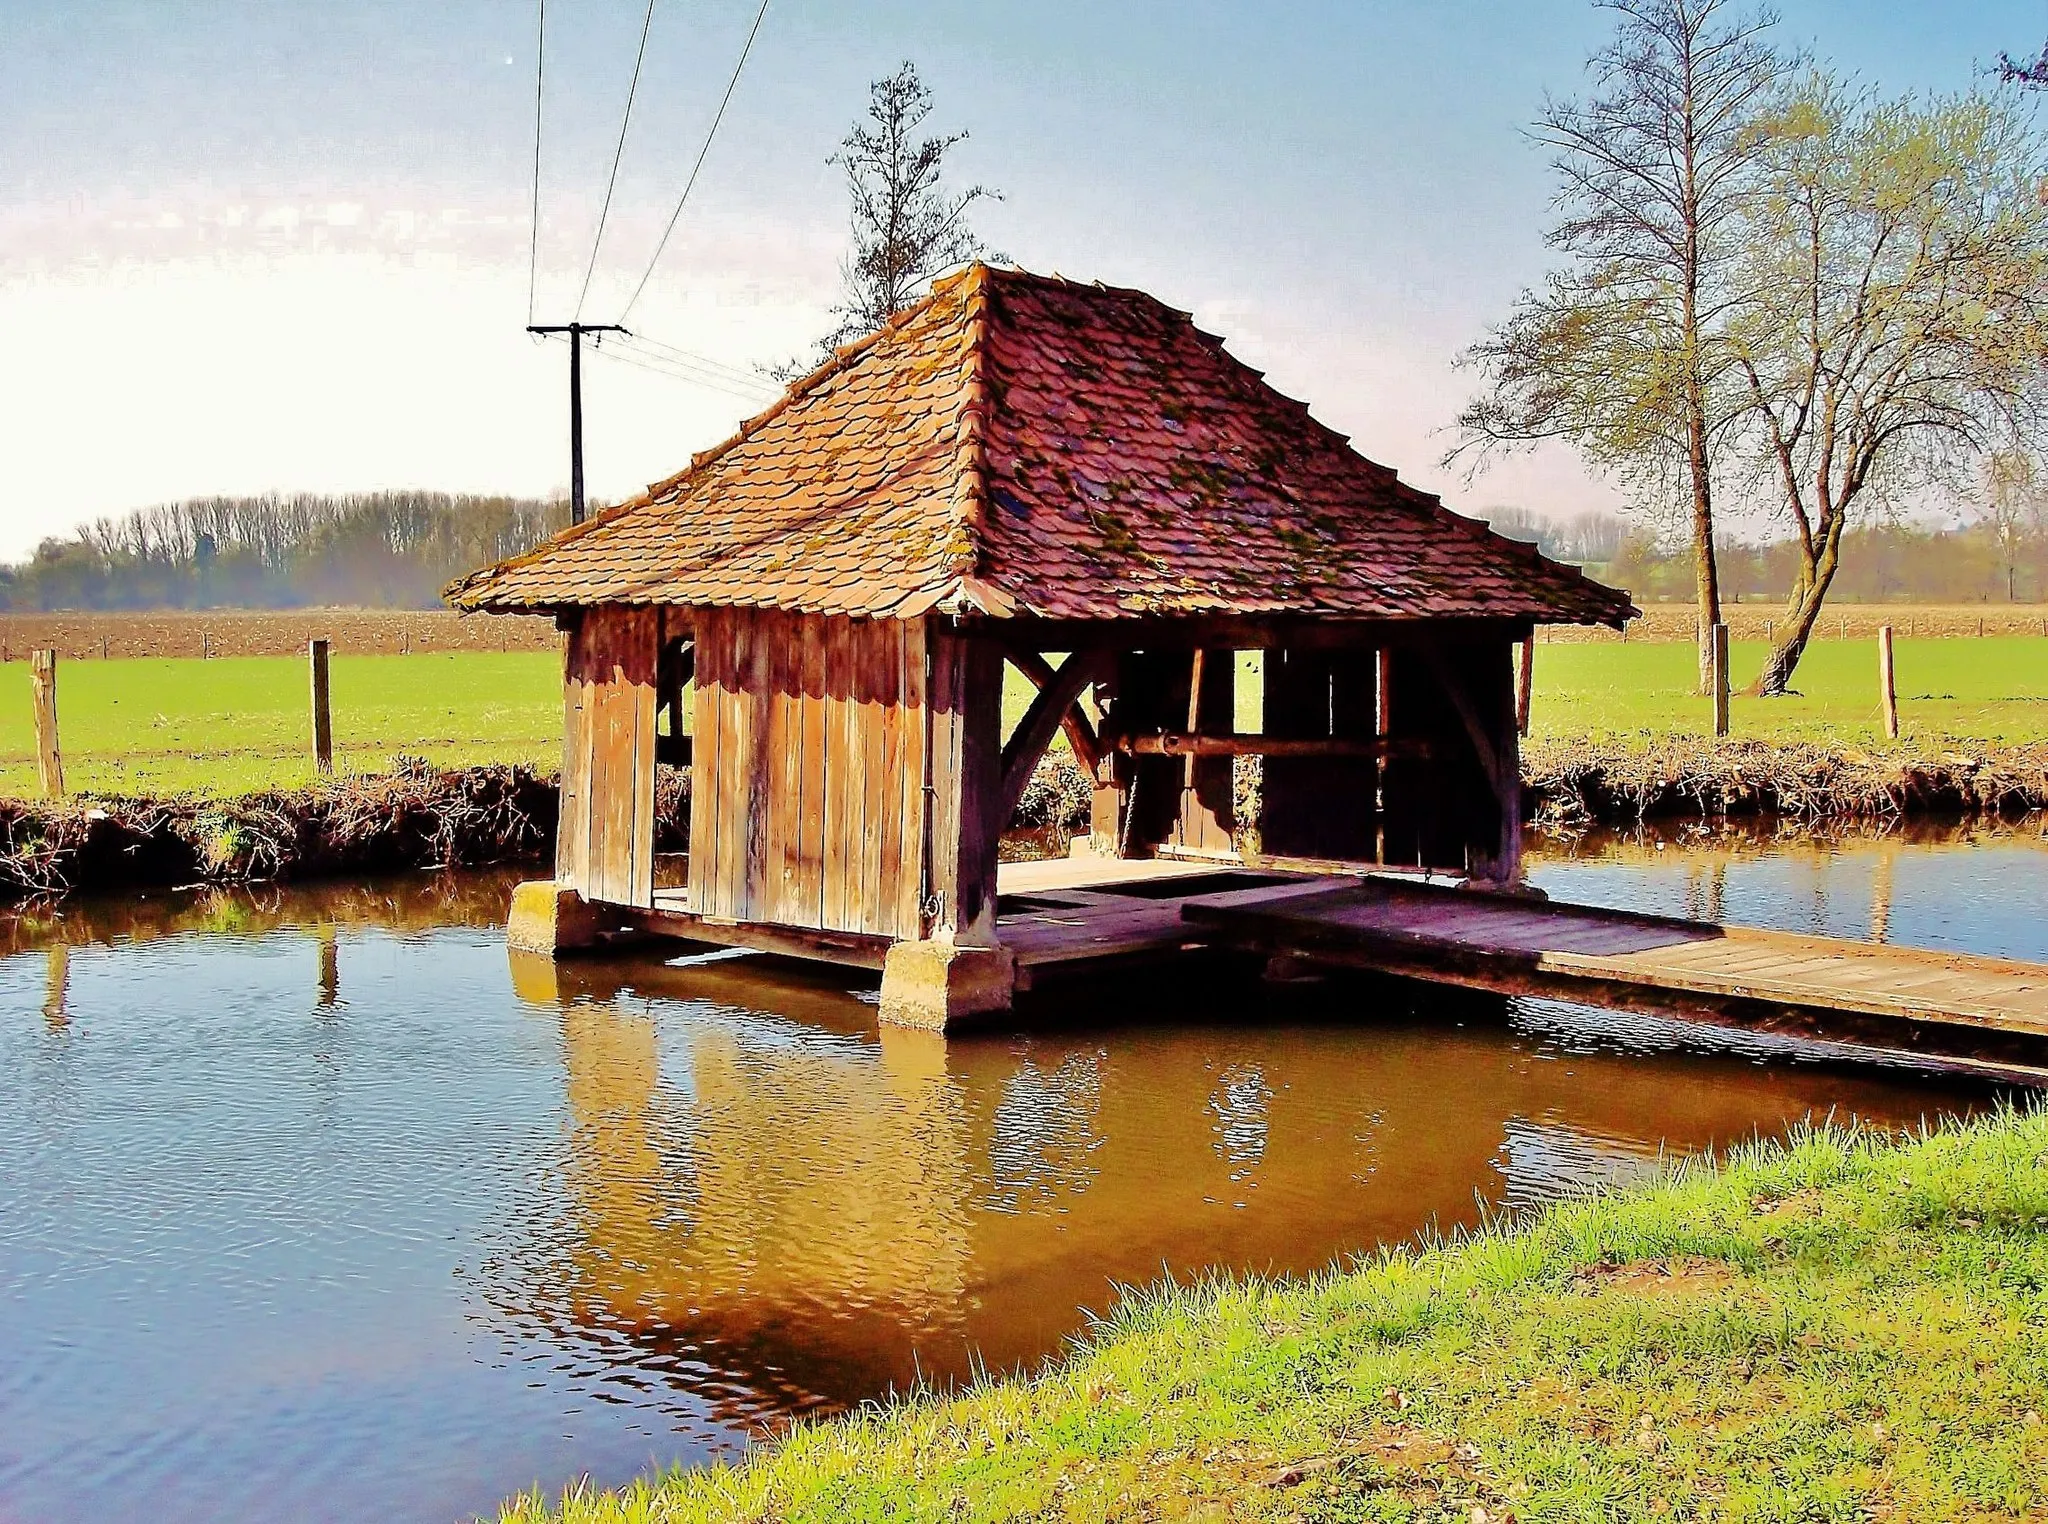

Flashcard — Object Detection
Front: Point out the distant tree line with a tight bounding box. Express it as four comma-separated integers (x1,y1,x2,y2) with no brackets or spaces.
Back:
0,492,572,612
1477,506,2048,606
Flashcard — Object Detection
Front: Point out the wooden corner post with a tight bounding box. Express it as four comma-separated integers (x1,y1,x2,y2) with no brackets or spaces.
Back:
30,649,62,800
308,639,334,774
1878,624,1899,741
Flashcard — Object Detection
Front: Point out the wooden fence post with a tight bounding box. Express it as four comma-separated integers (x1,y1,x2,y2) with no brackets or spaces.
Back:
309,639,333,775
1878,624,1899,741
1516,636,1536,737
31,648,63,798
1711,623,1730,738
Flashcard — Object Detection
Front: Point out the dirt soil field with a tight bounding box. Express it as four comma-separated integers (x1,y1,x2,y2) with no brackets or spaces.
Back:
1545,602,2048,643
0,609,559,662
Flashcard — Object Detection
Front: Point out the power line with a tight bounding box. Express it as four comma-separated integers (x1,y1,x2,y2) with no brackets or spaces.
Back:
526,0,546,325
615,330,770,389
577,332,774,404
575,0,660,320
619,0,772,324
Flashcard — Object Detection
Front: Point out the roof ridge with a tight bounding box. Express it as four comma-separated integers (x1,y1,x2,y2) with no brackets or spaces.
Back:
943,262,995,590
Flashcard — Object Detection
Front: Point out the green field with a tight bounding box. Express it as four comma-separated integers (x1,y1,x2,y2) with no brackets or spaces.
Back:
0,636,2042,799
0,652,562,796
1530,635,2048,748
501,1110,2048,1523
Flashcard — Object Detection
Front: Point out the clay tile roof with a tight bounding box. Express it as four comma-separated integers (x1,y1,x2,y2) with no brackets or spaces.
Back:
447,264,1636,627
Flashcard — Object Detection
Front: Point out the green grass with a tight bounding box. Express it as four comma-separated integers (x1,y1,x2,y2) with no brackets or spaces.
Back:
1,637,2041,800
0,652,561,796
503,1108,2048,1523
1530,636,2048,748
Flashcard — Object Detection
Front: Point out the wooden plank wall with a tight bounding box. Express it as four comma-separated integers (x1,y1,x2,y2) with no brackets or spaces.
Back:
558,606,661,908
1260,647,1378,860
689,608,933,939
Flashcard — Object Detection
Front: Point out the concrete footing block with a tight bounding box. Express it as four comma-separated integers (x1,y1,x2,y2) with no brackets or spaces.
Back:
878,938,1017,1030
506,880,610,957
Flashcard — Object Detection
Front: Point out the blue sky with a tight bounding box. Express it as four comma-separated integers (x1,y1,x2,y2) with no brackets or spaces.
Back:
1,1,2039,557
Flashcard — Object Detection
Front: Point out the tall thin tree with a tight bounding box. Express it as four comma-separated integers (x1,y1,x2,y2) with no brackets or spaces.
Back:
1454,0,1788,692
828,60,997,345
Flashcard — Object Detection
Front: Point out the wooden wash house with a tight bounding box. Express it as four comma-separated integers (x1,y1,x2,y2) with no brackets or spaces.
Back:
450,265,1634,1028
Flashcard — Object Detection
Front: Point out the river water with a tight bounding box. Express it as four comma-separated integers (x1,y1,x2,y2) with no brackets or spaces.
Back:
2,817,2043,1524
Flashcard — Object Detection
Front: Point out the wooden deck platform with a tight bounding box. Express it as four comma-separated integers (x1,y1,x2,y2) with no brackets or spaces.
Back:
631,855,2048,1071
1181,875,2048,1072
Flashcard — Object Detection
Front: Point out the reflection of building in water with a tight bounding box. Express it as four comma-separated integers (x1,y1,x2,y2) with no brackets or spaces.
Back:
315,925,339,1009
508,951,1985,1426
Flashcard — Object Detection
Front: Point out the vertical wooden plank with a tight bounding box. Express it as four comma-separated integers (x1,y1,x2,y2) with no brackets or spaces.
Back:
628,608,658,909
688,607,725,914
30,649,62,800
893,616,929,937
864,618,899,937
821,617,856,932
765,613,800,923
719,608,755,920
795,616,829,927
741,610,778,921
308,639,333,775
555,616,589,891
926,627,964,934
594,615,633,905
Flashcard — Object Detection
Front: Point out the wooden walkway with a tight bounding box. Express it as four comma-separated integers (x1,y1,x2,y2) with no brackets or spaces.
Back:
637,855,2048,1070
1180,875,2048,1070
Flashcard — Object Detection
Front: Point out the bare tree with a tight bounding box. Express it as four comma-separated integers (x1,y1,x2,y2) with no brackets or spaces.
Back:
1730,81,2048,693
829,61,997,345
1984,452,2045,602
1454,0,1789,693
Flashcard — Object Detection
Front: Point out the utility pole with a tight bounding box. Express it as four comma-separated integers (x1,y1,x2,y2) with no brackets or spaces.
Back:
528,322,627,523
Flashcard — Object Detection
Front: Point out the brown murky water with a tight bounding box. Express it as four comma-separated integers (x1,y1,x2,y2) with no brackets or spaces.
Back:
3,822,2043,1523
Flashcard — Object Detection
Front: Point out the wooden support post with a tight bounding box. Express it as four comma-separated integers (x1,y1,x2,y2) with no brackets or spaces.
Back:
1710,623,1730,738
1515,637,1535,738
30,649,62,800
1878,624,1899,741
309,638,334,775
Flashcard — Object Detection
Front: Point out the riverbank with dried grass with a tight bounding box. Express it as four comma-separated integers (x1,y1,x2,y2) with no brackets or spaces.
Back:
1523,737,2048,825
0,759,636,900
1,741,2040,901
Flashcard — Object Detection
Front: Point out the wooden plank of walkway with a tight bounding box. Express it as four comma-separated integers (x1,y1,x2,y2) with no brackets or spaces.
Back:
1182,878,2048,1038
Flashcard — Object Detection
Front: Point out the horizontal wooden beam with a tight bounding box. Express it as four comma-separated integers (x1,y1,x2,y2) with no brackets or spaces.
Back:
1112,731,1431,760
975,614,1537,653
625,899,894,969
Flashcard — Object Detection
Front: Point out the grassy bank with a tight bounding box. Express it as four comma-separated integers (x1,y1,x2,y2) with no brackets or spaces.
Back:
502,1109,2048,1524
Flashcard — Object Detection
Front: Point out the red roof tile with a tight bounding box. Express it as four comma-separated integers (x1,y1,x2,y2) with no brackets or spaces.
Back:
447,265,1635,626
